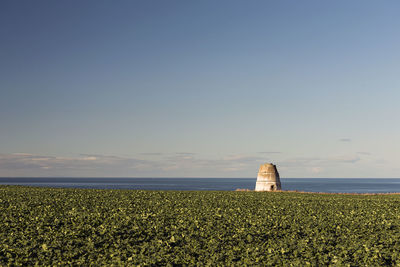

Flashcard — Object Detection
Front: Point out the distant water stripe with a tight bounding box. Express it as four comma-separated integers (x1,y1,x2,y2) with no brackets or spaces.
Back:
1,178,400,193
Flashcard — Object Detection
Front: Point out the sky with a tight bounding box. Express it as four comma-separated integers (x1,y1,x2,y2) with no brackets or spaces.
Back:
1,0,400,178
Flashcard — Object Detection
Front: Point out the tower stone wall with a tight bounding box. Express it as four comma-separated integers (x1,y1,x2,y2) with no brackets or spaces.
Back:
255,163,281,191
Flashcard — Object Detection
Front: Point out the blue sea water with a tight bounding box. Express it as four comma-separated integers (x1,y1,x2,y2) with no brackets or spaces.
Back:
1,178,400,193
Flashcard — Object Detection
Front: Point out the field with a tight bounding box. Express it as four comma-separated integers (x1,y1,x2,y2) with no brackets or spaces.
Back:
1,186,400,265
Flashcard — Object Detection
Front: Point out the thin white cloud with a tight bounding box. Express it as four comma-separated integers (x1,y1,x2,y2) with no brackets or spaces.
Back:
12,153,34,156
0,152,265,177
160,153,265,174
82,156,97,161
0,152,370,177
280,155,361,167
310,167,323,173
139,153,164,156
0,153,153,175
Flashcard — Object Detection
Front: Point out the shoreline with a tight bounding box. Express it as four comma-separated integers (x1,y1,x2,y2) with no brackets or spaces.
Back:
236,188,400,195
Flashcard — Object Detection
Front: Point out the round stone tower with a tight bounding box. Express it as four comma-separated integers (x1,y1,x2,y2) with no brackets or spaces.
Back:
255,163,281,191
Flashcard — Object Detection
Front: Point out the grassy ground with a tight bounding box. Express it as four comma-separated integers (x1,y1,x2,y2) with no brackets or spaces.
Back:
1,186,400,265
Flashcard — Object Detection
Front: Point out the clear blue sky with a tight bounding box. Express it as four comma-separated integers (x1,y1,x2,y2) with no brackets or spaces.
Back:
1,0,400,177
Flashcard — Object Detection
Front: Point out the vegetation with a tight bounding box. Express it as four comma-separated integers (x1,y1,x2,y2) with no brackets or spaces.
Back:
1,186,400,265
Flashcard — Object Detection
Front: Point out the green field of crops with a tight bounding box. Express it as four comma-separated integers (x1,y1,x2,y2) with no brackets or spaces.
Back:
1,186,400,265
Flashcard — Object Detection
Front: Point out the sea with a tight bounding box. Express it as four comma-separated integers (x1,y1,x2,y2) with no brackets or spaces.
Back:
1,178,400,193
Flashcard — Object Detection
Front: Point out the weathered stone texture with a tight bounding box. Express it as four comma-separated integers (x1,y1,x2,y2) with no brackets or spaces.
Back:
255,163,281,191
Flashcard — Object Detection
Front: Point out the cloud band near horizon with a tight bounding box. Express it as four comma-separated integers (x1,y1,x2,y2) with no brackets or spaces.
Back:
0,151,385,178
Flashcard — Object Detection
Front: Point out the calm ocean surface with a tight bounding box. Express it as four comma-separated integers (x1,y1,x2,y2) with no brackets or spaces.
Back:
1,178,400,193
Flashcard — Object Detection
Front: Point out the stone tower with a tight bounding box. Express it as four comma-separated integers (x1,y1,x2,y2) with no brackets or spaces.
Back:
255,163,281,191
